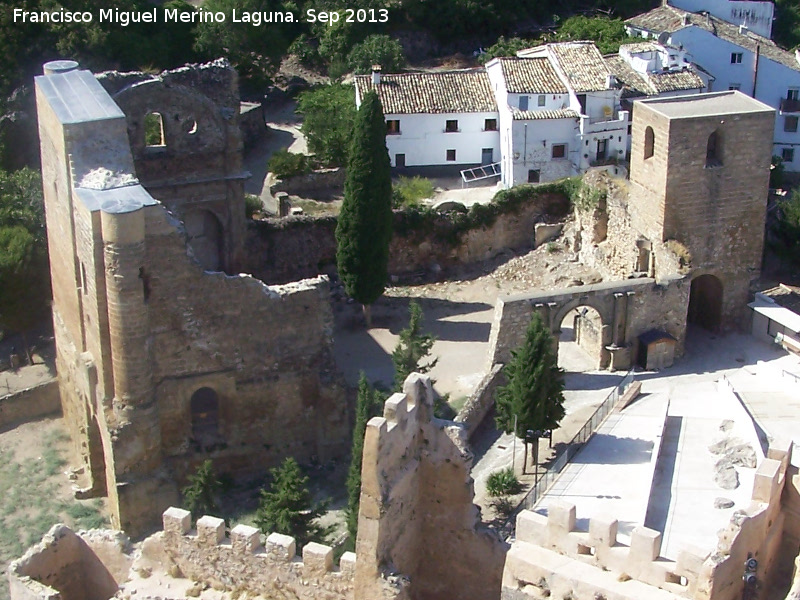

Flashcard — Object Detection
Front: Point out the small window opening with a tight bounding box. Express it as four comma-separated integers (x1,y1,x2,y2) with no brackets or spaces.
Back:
445,119,459,133
138,266,151,303
484,118,497,131
644,126,655,159
446,149,456,161
705,130,722,167
144,112,165,147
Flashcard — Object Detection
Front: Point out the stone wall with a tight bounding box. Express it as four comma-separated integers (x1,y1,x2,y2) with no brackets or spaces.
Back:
501,445,795,600
355,374,508,600
455,364,505,439
486,277,689,372
243,191,571,285
8,525,132,600
157,507,362,600
98,60,247,272
35,62,349,538
0,380,60,428
270,168,346,196
239,101,265,147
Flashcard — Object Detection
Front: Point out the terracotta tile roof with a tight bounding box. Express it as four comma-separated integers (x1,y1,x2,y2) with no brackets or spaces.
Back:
605,55,653,97
626,5,800,73
548,42,613,92
621,41,662,54
497,57,568,94
605,55,705,98
649,69,705,93
511,107,580,120
354,70,497,115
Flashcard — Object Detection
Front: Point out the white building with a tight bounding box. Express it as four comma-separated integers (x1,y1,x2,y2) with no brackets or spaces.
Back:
353,40,709,187
515,42,630,178
668,0,774,39
353,69,500,169
627,4,800,171
484,55,580,186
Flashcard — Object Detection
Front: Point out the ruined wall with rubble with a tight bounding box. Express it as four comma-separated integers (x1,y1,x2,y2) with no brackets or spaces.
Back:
36,62,348,538
243,190,571,284
355,374,508,600
501,445,794,600
97,60,247,272
8,525,133,600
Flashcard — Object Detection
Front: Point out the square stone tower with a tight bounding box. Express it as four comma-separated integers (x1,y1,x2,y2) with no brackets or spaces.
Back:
629,91,774,330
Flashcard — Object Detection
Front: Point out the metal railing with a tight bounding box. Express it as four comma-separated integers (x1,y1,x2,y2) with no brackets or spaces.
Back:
500,368,635,536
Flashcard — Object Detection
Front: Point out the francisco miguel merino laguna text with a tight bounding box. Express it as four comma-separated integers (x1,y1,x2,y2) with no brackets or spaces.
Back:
13,7,389,27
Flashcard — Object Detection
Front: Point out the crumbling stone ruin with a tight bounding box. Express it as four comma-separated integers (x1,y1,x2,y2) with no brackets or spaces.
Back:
8,374,507,600
35,59,348,537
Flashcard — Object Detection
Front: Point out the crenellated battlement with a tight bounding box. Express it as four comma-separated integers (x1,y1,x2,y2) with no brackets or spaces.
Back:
161,507,356,598
510,444,793,600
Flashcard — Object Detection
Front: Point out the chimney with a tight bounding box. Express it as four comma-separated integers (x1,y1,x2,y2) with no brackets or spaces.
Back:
371,64,382,85
796,48,800,67
739,24,748,35
681,14,689,26
606,73,617,89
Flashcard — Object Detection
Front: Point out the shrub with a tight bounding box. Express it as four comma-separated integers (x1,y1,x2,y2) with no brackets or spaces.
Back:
486,467,523,497
268,150,312,179
245,194,263,218
347,34,406,74
392,176,435,208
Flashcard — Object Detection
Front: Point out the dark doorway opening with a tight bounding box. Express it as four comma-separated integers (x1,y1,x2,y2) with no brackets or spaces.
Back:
687,274,723,331
191,387,220,450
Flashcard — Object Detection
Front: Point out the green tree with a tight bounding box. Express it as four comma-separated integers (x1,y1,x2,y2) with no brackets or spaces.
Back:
335,90,392,326
254,457,327,548
194,0,296,88
181,459,221,518
495,313,565,473
346,34,405,74
0,167,49,361
555,15,634,55
479,36,541,63
392,300,437,391
772,188,800,265
296,84,356,166
345,372,383,546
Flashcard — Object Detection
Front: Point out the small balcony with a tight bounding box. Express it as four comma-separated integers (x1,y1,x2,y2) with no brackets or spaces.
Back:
780,98,800,114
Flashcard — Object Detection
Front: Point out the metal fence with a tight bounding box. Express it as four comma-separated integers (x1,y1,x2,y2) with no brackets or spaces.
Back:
500,368,635,535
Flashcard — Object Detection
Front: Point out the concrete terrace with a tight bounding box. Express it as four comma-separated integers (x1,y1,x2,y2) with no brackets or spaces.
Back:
533,327,799,561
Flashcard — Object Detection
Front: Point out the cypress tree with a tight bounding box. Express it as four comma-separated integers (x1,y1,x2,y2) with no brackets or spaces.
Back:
345,372,383,547
392,300,437,392
335,90,393,327
181,459,221,518
495,313,566,472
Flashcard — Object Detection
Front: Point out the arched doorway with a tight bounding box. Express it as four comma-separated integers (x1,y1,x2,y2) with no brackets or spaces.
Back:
190,387,220,451
558,306,605,372
687,274,723,332
185,209,223,271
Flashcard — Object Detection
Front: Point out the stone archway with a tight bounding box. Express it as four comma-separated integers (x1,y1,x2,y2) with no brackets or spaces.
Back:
557,305,606,372
185,209,223,271
688,274,723,332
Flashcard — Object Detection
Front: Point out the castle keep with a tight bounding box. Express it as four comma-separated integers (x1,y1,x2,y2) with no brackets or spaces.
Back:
35,59,348,537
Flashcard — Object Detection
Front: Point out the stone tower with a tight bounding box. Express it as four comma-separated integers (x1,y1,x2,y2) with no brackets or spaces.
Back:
35,61,348,537
628,91,774,330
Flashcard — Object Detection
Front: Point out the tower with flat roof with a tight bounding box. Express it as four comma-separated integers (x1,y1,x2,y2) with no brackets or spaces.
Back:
629,90,774,330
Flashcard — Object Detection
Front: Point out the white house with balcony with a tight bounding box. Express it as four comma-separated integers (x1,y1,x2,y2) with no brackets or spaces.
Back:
627,4,800,171
353,69,500,169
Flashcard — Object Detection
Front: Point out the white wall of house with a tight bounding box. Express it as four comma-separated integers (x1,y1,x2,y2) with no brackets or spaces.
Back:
578,112,630,170
506,92,571,112
754,57,800,169
508,118,579,185
668,0,774,39
383,111,500,167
